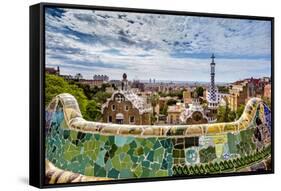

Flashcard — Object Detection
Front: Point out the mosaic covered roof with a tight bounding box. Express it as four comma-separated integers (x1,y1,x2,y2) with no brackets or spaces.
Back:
102,90,152,114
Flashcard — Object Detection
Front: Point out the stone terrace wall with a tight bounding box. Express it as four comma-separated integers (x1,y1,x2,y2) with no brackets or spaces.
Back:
45,93,271,181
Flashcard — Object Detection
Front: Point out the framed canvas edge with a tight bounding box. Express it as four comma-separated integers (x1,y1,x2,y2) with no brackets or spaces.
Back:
29,2,275,189
29,3,44,188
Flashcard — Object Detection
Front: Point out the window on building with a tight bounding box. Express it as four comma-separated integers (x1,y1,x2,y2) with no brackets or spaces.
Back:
116,94,124,103
108,116,112,123
125,105,129,111
130,116,135,123
112,104,116,111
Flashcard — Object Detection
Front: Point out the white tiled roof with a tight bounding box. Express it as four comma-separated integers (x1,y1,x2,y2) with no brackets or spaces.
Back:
180,100,207,122
102,90,152,114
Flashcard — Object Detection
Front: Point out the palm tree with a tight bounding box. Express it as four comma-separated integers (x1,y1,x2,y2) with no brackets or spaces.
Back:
150,93,159,115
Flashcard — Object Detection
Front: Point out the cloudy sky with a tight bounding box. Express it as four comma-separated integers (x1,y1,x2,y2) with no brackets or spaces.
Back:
45,7,271,83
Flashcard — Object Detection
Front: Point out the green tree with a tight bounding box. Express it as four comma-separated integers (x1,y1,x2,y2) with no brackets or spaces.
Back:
101,83,111,91
195,86,204,97
228,111,236,121
159,90,183,99
75,83,93,100
217,106,227,122
94,91,112,104
160,104,168,115
166,99,177,106
218,86,229,94
85,100,101,121
150,94,159,115
217,104,235,122
236,104,245,119
45,74,88,116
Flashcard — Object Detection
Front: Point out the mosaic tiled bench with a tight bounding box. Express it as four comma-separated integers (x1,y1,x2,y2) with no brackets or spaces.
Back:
45,93,271,184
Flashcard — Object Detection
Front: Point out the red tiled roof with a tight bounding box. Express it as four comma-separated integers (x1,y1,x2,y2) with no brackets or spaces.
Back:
46,67,58,74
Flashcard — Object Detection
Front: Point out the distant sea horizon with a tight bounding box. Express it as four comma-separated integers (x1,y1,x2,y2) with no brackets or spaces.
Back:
55,70,270,85
108,79,230,85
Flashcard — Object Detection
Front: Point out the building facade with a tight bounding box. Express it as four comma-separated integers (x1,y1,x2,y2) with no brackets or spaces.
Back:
183,89,192,106
228,77,268,111
102,74,152,125
180,92,208,125
264,84,271,98
167,103,184,124
46,66,60,75
93,74,109,81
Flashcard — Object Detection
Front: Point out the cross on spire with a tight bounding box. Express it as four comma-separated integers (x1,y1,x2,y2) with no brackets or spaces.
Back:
211,53,215,63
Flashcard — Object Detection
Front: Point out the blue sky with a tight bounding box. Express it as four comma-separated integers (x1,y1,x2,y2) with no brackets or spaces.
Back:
45,7,271,83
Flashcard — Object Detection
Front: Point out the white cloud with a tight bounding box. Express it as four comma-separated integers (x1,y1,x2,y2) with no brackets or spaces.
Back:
45,7,271,82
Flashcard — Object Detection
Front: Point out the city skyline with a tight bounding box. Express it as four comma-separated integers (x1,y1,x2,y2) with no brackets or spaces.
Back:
45,8,271,83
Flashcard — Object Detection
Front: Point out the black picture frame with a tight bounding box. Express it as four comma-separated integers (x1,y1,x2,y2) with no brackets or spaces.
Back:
30,2,274,188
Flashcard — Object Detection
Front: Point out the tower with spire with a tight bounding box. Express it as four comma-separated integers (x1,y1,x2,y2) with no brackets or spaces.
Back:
207,53,219,122
121,73,129,91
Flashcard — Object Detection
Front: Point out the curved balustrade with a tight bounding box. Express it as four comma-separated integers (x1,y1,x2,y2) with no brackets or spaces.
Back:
45,160,111,184
45,93,271,183
46,93,262,138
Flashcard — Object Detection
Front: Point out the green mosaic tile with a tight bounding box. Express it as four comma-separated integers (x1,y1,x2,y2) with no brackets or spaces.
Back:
108,168,120,178
153,140,162,150
70,131,77,141
94,134,100,140
135,147,144,155
151,162,161,170
120,169,134,178
147,151,154,162
133,164,143,177
155,169,168,177
154,147,164,162
104,159,112,172
142,160,150,168
109,144,118,158
141,167,150,177
111,155,121,171
94,163,106,177
84,164,94,176
131,155,138,163
63,130,70,139
63,143,80,161
96,150,106,167
115,136,128,147
145,140,154,149
173,149,185,158
45,98,271,180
